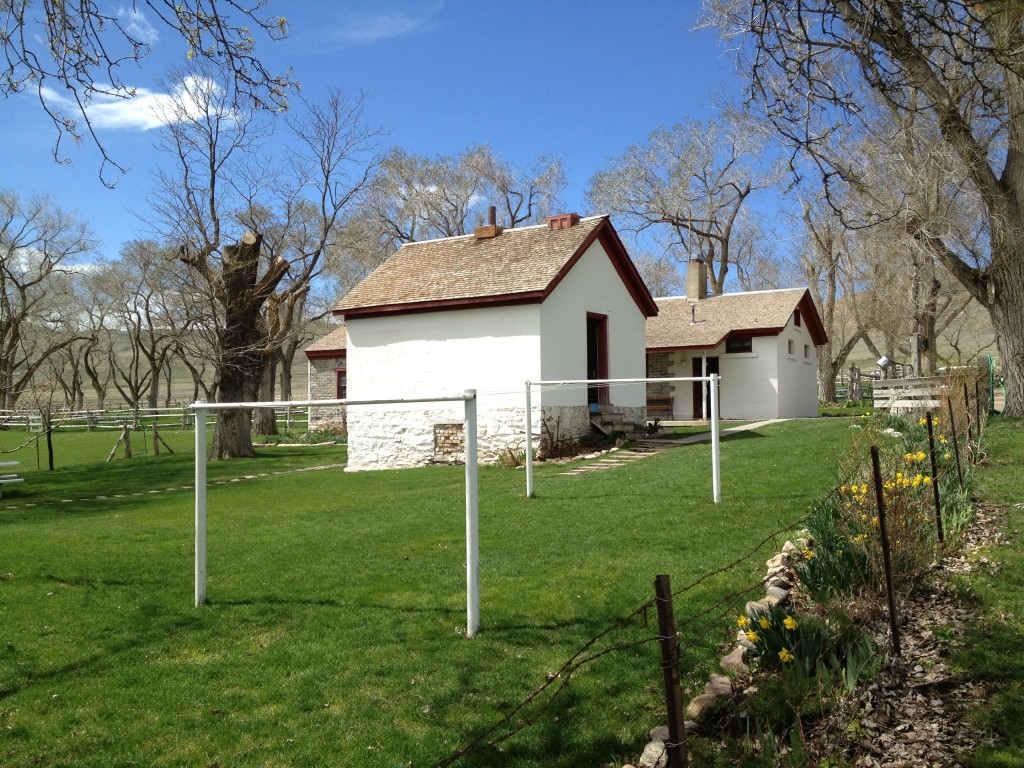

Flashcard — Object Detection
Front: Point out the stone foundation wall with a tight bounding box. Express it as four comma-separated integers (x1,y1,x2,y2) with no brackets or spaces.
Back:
646,352,672,400
307,357,347,432
347,404,607,471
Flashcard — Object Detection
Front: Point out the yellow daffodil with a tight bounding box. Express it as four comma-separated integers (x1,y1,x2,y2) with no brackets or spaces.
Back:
779,647,795,663
803,548,816,560
759,615,771,629
853,534,868,543
746,630,760,643
783,615,798,630
737,616,749,628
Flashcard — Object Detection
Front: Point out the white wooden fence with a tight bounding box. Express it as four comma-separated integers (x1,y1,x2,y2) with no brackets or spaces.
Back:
0,405,310,432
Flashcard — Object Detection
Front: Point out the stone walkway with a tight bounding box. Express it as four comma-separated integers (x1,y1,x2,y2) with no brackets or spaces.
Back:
557,420,786,477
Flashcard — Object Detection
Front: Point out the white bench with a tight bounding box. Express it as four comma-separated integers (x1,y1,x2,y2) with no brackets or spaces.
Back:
0,461,22,497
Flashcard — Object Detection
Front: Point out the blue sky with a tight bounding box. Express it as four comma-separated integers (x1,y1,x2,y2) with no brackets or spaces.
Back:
3,1,739,258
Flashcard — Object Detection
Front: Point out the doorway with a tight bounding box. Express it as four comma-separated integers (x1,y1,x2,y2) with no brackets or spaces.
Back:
691,356,719,419
586,314,609,405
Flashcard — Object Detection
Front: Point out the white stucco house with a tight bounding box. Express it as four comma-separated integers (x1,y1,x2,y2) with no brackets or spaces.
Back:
646,260,827,421
328,213,658,470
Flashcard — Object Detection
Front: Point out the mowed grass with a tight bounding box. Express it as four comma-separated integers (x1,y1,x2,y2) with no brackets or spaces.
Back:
1,419,850,768
958,417,1024,767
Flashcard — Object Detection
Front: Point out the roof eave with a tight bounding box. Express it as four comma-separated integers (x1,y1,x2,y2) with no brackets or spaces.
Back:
337,291,547,321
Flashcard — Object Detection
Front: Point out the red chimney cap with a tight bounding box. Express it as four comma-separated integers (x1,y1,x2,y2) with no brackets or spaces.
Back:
547,213,581,230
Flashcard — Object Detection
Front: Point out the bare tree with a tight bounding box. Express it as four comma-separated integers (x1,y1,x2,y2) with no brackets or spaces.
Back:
793,197,865,400
97,241,184,409
465,144,567,228
586,117,778,294
148,67,378,456
705,0,1024,414
0,188,95,409
357,144,567,254
2,0,294,183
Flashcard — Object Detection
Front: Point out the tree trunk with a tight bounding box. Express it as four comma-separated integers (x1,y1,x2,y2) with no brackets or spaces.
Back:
210,350,258,458
818,356,838,402
207,232,287,459
251,356,278,436
279,339,297,402
990,289,1024,416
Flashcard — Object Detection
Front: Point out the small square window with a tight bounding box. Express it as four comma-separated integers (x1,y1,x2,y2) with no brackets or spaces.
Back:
726,337,753,353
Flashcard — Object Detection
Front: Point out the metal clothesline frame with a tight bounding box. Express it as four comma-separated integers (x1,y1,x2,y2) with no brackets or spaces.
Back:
190,391,482,637
524,375,722,502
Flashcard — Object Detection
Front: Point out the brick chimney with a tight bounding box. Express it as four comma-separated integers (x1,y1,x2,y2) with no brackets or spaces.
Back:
686,258,708,300
474,205,504,239
547,212,581,230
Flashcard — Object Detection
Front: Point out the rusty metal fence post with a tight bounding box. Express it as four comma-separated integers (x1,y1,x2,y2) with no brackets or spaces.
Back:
925,412,944,545
870,446,902,657
945,396,964,487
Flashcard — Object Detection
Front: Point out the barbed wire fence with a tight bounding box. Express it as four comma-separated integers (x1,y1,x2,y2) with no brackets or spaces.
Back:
428,519,807,768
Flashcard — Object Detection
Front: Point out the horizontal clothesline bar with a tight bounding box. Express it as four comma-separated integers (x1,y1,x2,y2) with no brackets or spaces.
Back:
528,376,720,386
191,395,474,411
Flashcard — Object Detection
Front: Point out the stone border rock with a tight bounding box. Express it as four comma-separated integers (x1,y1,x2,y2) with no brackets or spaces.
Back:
627,537,808,768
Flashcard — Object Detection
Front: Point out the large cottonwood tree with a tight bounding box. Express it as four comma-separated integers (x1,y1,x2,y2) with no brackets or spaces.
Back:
706,0,1024,414
149,67,377,458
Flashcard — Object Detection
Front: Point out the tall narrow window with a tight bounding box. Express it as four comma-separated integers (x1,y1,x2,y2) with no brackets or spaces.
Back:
336,367,347,399
794,309,802,327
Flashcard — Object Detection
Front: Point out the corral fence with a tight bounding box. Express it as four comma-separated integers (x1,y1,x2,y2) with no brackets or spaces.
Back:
0,405,310,433
835,355,1001,414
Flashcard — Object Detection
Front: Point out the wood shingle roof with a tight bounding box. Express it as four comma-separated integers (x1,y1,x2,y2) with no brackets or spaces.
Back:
303,323,347,358
333,215,657,319
646,288,828,350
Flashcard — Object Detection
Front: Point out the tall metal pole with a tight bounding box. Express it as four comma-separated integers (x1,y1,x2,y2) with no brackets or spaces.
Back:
464,391,480,637
525,381,535,498
710,374,721,504
194,400,208,607
701,353,708,421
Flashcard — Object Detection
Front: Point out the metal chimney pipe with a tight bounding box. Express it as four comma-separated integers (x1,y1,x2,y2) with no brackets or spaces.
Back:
488,205,496,227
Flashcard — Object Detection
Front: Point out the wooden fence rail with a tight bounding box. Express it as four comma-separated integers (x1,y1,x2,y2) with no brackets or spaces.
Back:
0,406,310,432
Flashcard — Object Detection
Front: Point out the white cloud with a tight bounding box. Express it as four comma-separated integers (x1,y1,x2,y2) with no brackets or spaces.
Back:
118,6,160,46
40,76,231,132
322,1,444,46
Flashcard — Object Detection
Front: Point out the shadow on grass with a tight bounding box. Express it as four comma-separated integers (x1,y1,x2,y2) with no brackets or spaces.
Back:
957,621,1024,766
0,608,205,701
437,676,642,768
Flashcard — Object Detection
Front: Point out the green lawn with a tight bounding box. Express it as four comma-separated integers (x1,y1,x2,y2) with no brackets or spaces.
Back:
958,417,1024,767
0,419,851,768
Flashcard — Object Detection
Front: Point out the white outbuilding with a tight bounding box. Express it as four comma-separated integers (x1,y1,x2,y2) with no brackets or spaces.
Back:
645,260,827,421
331,213,658,470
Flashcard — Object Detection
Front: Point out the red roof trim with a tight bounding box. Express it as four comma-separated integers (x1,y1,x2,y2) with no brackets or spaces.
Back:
646,328,781,353
796,290,829,345
538,220,658,317
335,291,547,321
304,348,348,361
